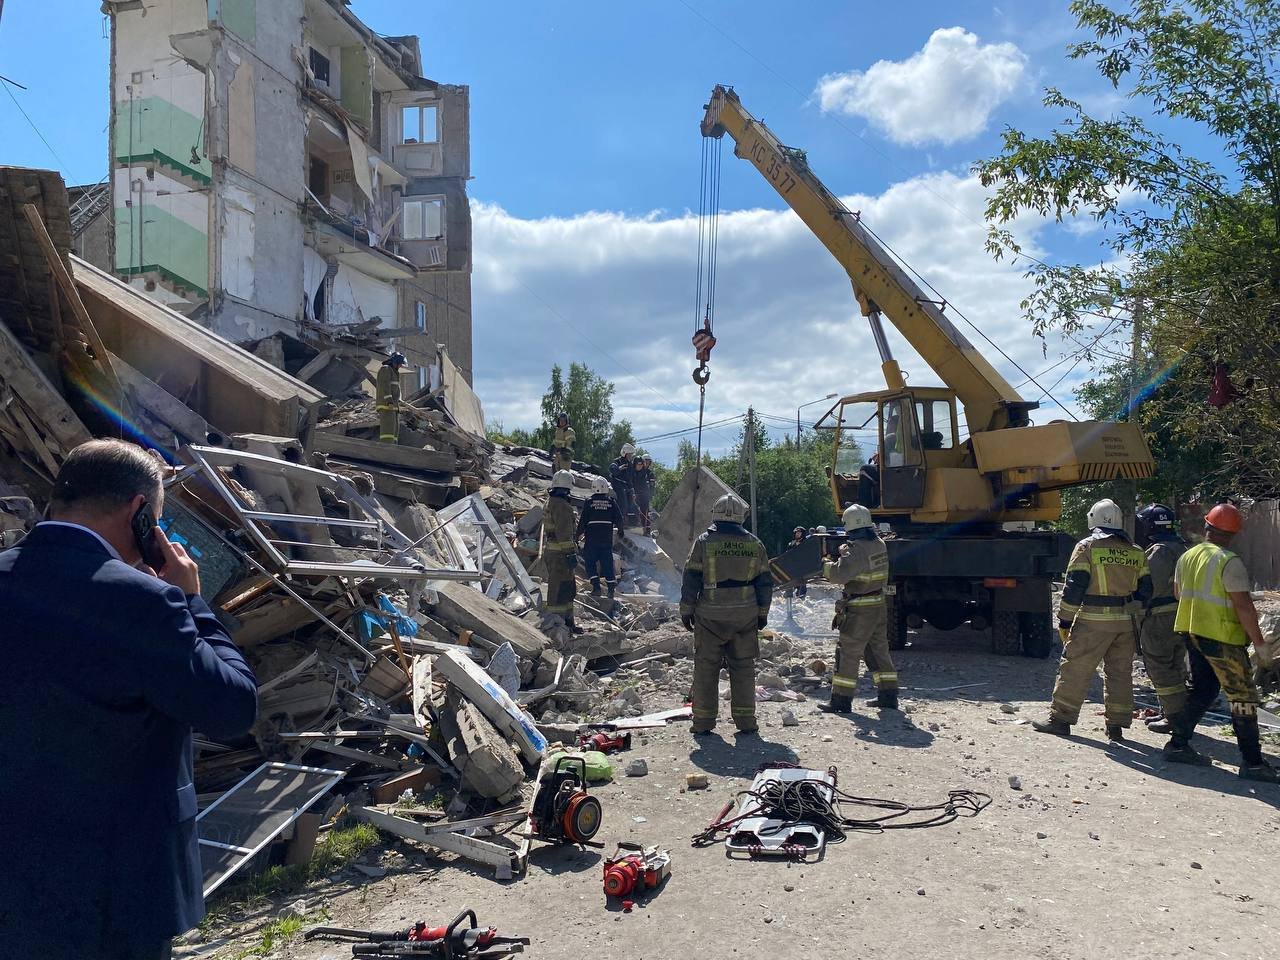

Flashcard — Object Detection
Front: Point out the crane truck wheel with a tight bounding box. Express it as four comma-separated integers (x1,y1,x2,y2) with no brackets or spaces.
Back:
886,593,909,650
990,611,1022,656
1019,613,1054,659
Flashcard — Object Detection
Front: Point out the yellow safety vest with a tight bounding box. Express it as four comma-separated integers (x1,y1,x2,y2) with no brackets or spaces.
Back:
1174,542,1247,646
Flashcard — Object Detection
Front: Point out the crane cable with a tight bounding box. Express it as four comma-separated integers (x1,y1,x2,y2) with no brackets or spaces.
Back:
692,133,723,464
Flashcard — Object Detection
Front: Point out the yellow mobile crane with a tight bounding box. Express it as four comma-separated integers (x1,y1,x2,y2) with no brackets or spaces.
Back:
701,85,1154,657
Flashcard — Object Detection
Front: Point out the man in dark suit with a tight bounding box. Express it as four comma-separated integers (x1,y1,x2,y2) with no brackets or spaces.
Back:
0,439,258,959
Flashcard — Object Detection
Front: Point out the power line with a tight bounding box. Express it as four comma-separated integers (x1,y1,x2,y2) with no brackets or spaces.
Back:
1,75,74,178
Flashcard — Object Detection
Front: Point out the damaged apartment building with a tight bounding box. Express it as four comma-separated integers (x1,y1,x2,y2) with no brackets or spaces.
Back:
88,0,473,395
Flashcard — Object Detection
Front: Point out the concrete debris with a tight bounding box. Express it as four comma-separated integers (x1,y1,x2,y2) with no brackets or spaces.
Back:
625,759,649,777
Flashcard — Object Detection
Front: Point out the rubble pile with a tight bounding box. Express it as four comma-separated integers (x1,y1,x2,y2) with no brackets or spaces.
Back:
0,166,731,891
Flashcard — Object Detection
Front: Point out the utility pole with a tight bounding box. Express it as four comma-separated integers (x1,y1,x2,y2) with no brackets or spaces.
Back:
1121,299,1145,534
746,406,759,535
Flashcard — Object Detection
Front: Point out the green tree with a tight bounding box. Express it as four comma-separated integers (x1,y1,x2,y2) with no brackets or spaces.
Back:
524,362,636,469
976,0,1280,500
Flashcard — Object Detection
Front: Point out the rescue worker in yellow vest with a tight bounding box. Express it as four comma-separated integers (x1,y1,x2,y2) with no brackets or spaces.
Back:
680,495,773,736
542,470,583,635
1033,499,1152,741
550,413,575,473
376,352,406,443
818,504,897,713
1162,503,1278,781
1134,503,1190,733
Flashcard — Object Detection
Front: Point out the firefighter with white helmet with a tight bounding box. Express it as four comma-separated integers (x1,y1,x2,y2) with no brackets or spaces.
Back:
680,494,773,735
609,442,638,526
541,470,582,633
1033,498,1152,741
819,504,897,713
577,475,625,599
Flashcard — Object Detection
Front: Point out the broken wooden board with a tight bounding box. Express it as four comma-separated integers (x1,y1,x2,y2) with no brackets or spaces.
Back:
72,256,324,437
431,579,549,660
310,431,459,475
0,315,91,459
0,166,72,350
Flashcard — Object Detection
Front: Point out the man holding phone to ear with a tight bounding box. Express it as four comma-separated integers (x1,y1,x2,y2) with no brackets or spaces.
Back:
0,439,258,959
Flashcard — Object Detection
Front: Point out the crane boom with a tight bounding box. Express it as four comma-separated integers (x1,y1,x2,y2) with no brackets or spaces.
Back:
701,84,1032,434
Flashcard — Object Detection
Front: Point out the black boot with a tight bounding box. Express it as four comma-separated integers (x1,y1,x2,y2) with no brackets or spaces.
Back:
1105,724,1125,742
565,616,585,636
817,693,853,714
1162,710,1210,765
607,582,616,599
1031,716,1072,736
1146,715,1172,734
590,580,601,598
1231,715,1278,781
866,690,898,710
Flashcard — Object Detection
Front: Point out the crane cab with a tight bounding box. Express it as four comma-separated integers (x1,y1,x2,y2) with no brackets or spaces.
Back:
815,387,1060,527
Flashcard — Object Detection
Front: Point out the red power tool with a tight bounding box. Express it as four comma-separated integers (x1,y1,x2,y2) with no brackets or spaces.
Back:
305,909,529,958
602,842,672,899
576,730,631,754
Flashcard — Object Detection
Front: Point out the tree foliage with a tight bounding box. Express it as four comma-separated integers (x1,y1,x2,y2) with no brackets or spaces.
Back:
507,362,635,469
975,0,1280,499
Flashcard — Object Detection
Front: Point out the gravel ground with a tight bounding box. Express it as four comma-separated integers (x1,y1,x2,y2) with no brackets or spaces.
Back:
194,608,1280,960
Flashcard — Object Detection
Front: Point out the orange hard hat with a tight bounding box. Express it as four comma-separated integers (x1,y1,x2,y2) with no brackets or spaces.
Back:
1205,503,1243,534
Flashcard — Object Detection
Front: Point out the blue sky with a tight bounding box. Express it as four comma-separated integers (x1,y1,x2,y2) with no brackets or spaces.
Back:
0,1,1177,461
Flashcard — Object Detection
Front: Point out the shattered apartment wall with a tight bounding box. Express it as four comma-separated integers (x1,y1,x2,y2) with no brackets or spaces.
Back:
109,0,212,307
393,84,474,383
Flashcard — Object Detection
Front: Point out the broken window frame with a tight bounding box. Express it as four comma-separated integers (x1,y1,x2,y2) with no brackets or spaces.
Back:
185,444,478,583
197,761,345,898
401,196,444,241
308,47,331,86
400,102,440,145
431,493,539,609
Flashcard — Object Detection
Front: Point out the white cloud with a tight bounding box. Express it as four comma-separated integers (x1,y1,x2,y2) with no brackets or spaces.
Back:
814,27,1027,146
471,171,1087,466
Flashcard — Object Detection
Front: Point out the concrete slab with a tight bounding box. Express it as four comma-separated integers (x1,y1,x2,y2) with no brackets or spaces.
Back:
654,466,744,571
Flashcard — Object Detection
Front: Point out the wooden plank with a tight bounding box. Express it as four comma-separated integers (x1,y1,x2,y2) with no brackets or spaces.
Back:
110,350,211,443
7,403,58,476
20,203,121,396
0,315,91,453
311,431,458,474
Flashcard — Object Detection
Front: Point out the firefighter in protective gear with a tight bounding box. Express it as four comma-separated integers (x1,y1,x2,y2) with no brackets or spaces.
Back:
376,353,406,443
551,413,576,472
1033,499,1152,741
1134,503,1190,732
819,504,896,713
680,495,773,735
542,470,582,634
609,443,637,525
1162,504,1279,782
577,476,624,598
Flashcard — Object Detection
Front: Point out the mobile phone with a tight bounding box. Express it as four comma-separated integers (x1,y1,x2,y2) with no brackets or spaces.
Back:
131,501,167,571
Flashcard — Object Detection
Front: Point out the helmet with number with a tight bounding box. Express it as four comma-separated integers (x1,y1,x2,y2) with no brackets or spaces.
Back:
1205,502,1243,534
842,503,874,532
551,470,573,491
592,476,612,496
710,494,746,523
1086,498,1123,532
1135,503,1176,545
620,442,636,457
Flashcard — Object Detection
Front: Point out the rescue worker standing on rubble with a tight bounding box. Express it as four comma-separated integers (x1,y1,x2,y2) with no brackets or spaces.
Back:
1033,499,1152,741
542,470,583,634
1134,504,1191,733
550,412,575,473
610,442,637,526
681,495,773,736
632,454,656,535
1161,504,1279,781
376,352,406,443
577,476,625,599
819,504,897,713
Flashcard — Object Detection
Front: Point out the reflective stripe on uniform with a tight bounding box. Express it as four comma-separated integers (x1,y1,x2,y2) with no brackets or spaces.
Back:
1174,543,1247,645
730,707,756,717
832,673,859,691
871,671,898,684
1154,683,1187,697
545,539,576,552
846,593,884,607
692,708,717,719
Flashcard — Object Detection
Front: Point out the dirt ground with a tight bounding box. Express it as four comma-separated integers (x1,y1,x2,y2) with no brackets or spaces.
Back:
194,604,1280,960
